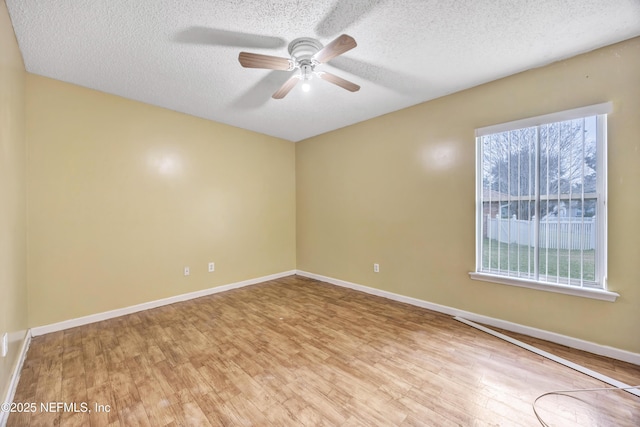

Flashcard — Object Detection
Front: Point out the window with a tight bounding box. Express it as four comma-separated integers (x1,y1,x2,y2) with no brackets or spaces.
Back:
470,103,617,301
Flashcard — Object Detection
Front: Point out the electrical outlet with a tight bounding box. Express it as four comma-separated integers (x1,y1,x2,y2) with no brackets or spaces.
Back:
184,266,190,276
208,262,215,272
373,263,380,273
1,333,7,358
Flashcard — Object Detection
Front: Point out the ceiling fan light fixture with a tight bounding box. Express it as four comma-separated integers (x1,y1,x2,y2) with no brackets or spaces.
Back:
300,63,313,78
301,82,311,92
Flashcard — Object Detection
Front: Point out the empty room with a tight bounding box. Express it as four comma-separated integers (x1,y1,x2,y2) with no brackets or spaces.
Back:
1,0,639,425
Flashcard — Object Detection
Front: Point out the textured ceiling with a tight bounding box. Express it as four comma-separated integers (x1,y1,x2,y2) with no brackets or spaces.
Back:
7,0,640,142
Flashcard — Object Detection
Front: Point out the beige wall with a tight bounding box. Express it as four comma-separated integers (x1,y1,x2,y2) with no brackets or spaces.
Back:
0,0,28,404
26,75,296,327
297,37,640,353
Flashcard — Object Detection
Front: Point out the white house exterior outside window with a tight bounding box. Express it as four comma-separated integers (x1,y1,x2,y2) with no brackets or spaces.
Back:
470,103,617,302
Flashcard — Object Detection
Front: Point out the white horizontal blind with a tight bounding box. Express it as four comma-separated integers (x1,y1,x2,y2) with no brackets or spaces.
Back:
476,102,612,137
477,105,607,289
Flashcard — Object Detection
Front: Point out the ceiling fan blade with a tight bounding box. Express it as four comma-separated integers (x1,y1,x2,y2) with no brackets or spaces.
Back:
238,52,292,70
175,27,286,49
330,57,421,95
272,75,300,99
318,72,360,92
312,34,357,64
232,71,294,109
315,0,386,38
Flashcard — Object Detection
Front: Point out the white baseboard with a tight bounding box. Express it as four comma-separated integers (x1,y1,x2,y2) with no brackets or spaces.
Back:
31,270,296,337
1,330,31,427
26,268,640,365
296,270,640,366
455,317,640,398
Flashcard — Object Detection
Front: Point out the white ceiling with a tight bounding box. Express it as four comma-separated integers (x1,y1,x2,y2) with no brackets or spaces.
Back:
7,0,640,142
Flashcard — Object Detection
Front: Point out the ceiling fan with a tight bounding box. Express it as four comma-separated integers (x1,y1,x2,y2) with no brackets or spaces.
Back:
238,34,360,99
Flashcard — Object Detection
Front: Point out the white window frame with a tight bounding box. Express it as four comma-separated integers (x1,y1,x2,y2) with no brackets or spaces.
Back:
469,102,618,302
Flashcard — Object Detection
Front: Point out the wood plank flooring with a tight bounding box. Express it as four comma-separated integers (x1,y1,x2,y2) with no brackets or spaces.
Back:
8,275,640,426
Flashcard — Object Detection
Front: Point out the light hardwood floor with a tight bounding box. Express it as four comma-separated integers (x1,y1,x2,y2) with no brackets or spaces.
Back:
8,275,640,426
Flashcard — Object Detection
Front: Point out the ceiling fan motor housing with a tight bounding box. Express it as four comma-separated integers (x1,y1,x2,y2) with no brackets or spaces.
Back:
288,37,323,65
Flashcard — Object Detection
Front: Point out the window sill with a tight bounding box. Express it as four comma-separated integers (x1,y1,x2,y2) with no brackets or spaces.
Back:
468,272,619,302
